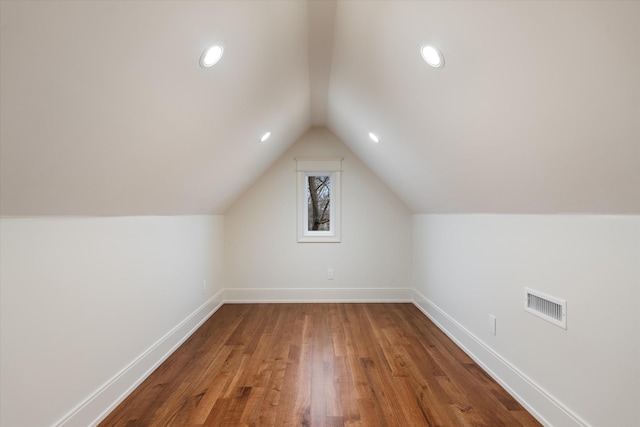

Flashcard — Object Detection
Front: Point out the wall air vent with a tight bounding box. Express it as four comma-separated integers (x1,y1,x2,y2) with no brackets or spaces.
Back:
524,288,567,329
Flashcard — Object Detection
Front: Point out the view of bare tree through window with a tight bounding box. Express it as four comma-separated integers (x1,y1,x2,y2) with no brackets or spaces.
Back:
307,175,331,231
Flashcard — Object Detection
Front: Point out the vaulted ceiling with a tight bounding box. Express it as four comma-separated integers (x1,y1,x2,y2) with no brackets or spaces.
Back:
1,0,638,216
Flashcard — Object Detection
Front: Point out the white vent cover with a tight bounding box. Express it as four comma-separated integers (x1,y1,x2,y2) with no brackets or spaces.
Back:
524,288,567,329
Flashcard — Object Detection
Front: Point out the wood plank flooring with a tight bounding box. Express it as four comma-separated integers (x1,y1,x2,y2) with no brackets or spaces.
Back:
99,303,541,426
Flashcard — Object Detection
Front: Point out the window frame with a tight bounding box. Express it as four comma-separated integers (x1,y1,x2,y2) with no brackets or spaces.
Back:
296,158,342,243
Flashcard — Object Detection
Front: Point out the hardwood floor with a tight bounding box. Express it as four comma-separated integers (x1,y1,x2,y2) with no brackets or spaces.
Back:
99,304,541,426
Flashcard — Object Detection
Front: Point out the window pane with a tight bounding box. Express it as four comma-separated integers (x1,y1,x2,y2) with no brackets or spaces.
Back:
307,175,331,231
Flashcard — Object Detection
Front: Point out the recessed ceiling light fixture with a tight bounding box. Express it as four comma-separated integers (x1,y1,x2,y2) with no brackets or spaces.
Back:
200,44,224,68
421,45,444,68
368,132,380,143
260,131,271,142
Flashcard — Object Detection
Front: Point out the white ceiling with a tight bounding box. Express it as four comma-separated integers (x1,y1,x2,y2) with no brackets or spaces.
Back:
1,0,638,216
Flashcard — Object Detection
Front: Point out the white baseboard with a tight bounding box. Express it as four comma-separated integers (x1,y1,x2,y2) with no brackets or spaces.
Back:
53,288,583,427
224,287,412,303
52,287,408,427
411,289,589,427
54,290,225,427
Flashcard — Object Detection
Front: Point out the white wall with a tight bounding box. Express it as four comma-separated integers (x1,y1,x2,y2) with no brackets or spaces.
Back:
4,154,636,427
224,128,412,301
412,214,640,427
0,215,225,427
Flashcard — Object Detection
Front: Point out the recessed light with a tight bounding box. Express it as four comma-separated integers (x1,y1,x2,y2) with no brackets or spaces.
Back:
200,45,223,68
260,131,271,142
368,132,379,143
421,45,444,68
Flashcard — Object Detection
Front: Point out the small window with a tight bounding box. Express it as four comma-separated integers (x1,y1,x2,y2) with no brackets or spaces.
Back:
296,158,342,242
306,174,332,231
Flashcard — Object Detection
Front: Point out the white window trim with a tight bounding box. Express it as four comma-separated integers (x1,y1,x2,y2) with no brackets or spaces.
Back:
296,158,342,243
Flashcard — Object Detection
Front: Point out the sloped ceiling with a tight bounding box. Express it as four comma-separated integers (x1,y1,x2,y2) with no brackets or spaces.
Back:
1,0,638,216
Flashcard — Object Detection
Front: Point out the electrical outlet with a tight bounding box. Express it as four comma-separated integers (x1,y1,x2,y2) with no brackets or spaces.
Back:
202,280,207,295
327,268,334,280
489,314,496,335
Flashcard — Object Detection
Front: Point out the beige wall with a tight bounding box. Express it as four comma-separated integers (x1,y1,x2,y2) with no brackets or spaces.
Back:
3,129,636,427
413,214,640,427
224,128,412,300
0,215,225,427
